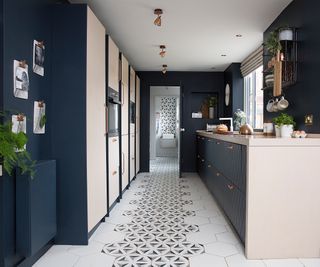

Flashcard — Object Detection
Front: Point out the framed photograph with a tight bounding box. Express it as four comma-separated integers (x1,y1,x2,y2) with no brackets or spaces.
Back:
33,40,45,76
12,114,27,151
33,101,46,134
13,60,29,99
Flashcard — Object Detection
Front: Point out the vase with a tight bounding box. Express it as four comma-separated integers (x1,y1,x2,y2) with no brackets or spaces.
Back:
280,125,293,138
209,107,214,119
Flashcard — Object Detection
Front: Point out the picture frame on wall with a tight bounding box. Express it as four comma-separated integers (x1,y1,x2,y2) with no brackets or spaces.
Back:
13,60,29,99
33,101,46,134
12,114,27,151
33,40,45,76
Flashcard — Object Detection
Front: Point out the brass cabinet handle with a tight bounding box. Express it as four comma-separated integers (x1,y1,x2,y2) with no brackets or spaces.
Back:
208,164,211,168
227,145,234,150
216,172,220,176
201,159,205,162
227,184,234,190
216,142,220,145
197,155,200,158
112,170,117,175
112,138,117,143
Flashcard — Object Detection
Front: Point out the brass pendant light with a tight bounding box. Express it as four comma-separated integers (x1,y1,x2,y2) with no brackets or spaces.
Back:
154,9,163,26
159,45,166,57
162,64,168,74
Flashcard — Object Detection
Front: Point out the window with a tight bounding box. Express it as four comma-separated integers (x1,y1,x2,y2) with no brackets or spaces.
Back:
244,65,264,129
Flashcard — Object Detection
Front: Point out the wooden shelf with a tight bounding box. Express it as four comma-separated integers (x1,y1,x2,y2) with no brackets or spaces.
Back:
261,81,297,91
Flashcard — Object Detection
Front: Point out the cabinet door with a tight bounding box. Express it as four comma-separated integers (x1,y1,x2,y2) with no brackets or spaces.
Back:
121,135,129,191
135,76,140,133
130,133,135,181
135,131,140,175
121,56,129,136
86,7,107,232
108,136,120,207
130,67,135,102
108,37,119,92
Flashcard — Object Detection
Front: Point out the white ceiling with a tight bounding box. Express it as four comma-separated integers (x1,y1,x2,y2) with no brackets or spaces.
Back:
70,0,292,71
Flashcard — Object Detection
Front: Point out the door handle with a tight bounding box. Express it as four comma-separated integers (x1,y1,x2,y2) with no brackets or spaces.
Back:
227,184,234,190
180,128,185,132
112,170,117,175
112,138,117,143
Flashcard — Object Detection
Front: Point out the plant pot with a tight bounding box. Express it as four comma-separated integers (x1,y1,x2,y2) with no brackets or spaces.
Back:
275,125,281,137
280,125,293,138
209,107,214,119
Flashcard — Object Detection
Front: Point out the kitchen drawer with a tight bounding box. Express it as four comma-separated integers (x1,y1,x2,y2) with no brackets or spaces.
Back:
197,135,206,158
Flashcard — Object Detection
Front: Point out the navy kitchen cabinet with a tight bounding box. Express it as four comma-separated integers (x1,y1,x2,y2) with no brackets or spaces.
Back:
196,134,247,243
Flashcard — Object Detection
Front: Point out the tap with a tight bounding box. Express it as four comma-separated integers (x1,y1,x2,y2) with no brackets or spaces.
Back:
219,117,233,132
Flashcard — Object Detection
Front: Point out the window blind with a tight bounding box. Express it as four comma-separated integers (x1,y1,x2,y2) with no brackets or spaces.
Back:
240,46,263,77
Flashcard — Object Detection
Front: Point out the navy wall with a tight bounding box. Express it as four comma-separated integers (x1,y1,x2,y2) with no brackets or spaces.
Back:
0,0,67,266
137,71,225,173
224,63,244,117
263,0,320,132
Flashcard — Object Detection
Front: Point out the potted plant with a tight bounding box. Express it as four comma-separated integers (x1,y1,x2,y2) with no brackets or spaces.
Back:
265,29,282,57
208,96,217,119
272,113,296,138
0,112,35,177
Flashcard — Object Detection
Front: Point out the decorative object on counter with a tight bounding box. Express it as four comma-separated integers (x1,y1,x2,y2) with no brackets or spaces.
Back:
33,40,45,76
272,113,296,138
206,124,217,132
216,124,228,134
191,112,202,119
292,130,307,138
208,96,217,119
234,109,246,131
13,60,29,99
263,122,274,136
239,123,254,135
33,101,46,134
277,96,289,110
0,111,35,177
225,84,230,106
279,27,294,41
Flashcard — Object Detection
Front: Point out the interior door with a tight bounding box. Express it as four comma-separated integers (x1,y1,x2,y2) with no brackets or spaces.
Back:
179,86,184,178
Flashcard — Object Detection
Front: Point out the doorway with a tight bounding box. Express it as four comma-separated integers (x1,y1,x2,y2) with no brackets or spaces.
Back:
149,86,181,176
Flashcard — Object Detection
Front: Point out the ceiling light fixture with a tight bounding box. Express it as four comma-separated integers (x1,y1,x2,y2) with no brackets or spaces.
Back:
221,54,227,57
154,9,163,27
236,34,242,37
159,45,166,57
162,64,168,74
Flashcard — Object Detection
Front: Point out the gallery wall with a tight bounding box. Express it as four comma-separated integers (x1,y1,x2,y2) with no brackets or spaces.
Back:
263,0,320,132
0,0,67,266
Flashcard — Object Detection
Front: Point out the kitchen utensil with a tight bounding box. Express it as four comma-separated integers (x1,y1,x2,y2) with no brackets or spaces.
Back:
277,96,289,110
239,124,254,135
266,99,274,112
272,98,279,112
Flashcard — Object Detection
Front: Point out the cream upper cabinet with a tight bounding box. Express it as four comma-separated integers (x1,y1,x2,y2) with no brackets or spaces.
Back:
86,7,107,232
130,67,136,102
108,37,119,92
121,55,129,135
108,136,120,208
135,76,140,133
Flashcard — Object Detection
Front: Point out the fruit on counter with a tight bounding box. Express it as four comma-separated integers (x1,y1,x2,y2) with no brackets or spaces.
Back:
216,124,228,133
292,130,307,138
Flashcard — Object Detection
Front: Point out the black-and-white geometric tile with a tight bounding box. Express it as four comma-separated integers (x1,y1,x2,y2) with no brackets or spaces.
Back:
102,158,205,266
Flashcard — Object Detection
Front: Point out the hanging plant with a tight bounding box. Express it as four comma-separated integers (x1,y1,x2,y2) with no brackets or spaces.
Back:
0,111,35,177
265,29,282,57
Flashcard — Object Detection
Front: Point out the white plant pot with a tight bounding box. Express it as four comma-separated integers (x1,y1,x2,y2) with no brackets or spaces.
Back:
275,125,281,137
209,107,214,119
280,125,293,138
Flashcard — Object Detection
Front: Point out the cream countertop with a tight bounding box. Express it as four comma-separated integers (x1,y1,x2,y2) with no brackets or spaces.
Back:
196,130,320,147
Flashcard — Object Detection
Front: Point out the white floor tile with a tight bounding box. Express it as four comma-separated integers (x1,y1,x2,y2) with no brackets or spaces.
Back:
299,258,320,267
74,253,115,267
93,231,125,244
199,223,227,235
226,253,267,267
67,241,104,256
205,241,239,257
216,232,241,245
263,259,304,267
184,215,210,226
189,253,228,267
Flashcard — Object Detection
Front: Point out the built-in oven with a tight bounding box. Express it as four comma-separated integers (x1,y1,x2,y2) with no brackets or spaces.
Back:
130,101,135,124
107,88,121,137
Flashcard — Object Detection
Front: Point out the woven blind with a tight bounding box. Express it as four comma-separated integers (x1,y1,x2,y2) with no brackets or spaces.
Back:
240,46,263,77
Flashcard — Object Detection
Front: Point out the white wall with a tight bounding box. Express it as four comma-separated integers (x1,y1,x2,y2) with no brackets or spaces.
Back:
150,86,180,160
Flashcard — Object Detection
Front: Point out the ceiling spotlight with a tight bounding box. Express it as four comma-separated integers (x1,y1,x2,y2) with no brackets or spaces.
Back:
236,34,242,37
162,64,168,74
159,45,166,57
154,9,163,26
221,54,227,57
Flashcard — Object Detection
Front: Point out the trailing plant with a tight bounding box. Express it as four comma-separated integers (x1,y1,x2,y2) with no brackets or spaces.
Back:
40,114,46,129
265,29,282,57
0,111,35,177
272,113,296,127
208,96,218,107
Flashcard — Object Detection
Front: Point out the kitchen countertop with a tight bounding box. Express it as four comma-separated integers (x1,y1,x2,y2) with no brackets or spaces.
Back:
196,130,320,147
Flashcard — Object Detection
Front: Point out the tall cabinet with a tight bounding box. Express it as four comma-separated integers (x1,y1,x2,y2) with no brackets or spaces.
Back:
121,55,129,191
107,36,120,209
52,5,107,244
135,76,140,175
129,66,136,182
